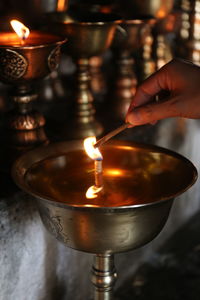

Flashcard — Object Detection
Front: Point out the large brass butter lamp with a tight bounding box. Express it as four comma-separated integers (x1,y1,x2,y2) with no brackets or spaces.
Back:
13,139,197,300
47,12,121,139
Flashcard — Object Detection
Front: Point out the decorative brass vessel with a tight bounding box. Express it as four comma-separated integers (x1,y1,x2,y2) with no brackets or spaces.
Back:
118,0,174,19
175,0,200,65
12,140,197,299
112,17,156,119
0,31,66,147
47,12,121,139
116,0,175,72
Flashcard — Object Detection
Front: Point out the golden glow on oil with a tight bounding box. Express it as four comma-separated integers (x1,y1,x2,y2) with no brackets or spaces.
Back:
116,146,133,151
104,169,123,177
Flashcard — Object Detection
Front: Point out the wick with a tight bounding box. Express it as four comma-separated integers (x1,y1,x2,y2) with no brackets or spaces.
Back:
94,123,131,148
20,29,27,45
94,159,103,188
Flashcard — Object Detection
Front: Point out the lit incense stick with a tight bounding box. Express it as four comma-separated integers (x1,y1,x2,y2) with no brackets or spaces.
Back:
94,123,130,148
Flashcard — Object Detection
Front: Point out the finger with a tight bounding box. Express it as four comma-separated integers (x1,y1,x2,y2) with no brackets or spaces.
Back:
128,64,171,114
126,96,181,126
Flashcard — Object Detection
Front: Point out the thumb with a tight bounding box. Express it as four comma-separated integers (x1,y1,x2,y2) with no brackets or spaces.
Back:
126,96,181,126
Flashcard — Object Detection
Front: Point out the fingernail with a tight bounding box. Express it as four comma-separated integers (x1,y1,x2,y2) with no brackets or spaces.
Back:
127,103,136,114
126,110,141,125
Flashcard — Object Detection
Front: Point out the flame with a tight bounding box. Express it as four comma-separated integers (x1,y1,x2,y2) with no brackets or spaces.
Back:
86,185,103,199
10,20,30,40
84,136,102,161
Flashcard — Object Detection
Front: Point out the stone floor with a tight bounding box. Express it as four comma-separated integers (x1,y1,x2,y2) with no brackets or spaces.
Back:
116,211,200,300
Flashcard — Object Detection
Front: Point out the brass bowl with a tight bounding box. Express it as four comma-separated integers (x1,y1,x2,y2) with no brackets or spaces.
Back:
112,17,156,54
118,0,174,19
12,140,197,254
0,31,66,84
46,12,121,58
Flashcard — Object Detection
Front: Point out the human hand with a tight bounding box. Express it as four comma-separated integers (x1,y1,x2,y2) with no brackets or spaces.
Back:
126,59,200,126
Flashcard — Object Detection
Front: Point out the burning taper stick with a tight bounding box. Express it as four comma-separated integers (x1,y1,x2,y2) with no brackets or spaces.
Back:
94,123,130,148
84,136,104,198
